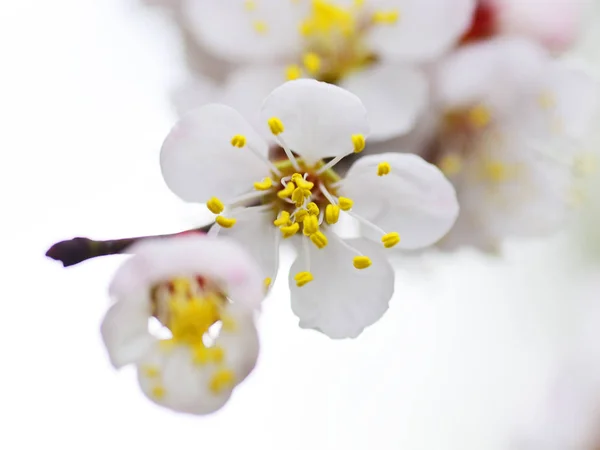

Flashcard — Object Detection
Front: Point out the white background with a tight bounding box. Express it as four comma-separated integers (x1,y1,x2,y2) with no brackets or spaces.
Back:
1,1,598,449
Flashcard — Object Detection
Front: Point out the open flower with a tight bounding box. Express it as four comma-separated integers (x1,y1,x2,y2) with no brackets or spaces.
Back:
160,79,459,338
101,234,263,415
420,37,598,251
177,0,476,141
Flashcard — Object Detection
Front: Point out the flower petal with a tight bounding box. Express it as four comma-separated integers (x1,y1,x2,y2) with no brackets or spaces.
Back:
183,0,305,63
366,0,476,62
110,235,265,310
340,63,428,141
222,65,290,141
160,104,268,203
260,79,370,163
136,343,232,415
289,237,394,339
212,209,279,283
340,153,459,249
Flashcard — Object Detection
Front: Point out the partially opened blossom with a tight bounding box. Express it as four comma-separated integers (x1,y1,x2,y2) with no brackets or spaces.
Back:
101,234,263,414
160,79,459,338
177,0,476,141
420,37,598,251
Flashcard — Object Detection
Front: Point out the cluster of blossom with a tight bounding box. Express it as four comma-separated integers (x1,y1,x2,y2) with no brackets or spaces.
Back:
98,0,599,415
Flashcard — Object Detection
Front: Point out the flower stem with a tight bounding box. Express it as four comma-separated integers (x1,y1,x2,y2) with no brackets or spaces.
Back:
45,224,213,267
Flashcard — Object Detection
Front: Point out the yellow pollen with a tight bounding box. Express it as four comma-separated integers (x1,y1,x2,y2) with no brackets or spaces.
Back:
467,105,491,128
280,222,300,238
307,202,319,215
142,365,160,378
377,162,391,176
303,52,321,75
216,216,236,228
353,255,372,269
301,0,355,37
268,117,285,135
277,181,296,199
483,161,510,182
264,277,272,289
352,134,366,153
538,91,556,110
209,369,236,394
151,385,166,399
310,231,328,249
303,214,319,235
254,177,273,190
382,232,400,248
295,209,309,222
338,197,353,211
231,134,246,148
294,271,314,287
244,0,256,11
193,346,224,365
171,277,192,296
439,154,462,176
292,173,314,190
274,211,291,226
286,64,302,80
292,187,310,207
207,197,225,214
325,204,340,224
253,20,268,34
372,9,400,25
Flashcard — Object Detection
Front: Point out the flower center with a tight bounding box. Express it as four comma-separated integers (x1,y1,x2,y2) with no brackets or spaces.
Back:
145,276,236,398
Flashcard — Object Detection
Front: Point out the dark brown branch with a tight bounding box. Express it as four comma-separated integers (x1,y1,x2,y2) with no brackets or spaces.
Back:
46,224,212,267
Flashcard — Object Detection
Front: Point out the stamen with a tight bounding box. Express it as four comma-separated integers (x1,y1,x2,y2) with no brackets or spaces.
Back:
352,255,372,269
268,117,285,135
231,134,246,148
209,369,235,394
254,177,273,190
382,232,401,248
263,277,272,290
207,197,225,214
318,183,338,204
286,64,302,80
310,231,328,249
292,186,311,207
274,211,291,226
347,210,400,249
253,20,268,34
278,181,296,199
307,202,319,215
439,154,462,176
377,162,391,176
291,173,314,190
244,0,256,11
467,105,491,128
231,133,282,176
303,214,319,235
303,52,321,75
372,10,400,25
227,189,272,207
215,216,237,228
352,134,366,153
294,271,314,287
338,197,353,211
280,222,300,238
151,385,166,399
325,204,340,224
537,91,556,110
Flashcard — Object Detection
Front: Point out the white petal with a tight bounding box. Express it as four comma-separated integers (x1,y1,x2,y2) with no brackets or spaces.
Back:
183,0,305,63
136,344,232,415
340,153,459,249
100,296,154,369
260,79,370,163
171,76,221,117
212,209,279,282
222,65,290,141
289,237,394,339
366,0,476,62
340,63,428,141
110,235,265,310
160,104,268,203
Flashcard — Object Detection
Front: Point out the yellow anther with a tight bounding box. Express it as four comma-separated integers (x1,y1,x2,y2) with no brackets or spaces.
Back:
439,154,462,176
377,162,391,176
294,209,309,222
268,117,284,135
171,277,192,296
206,197,225,214
142,365,160,378
277,181,296,199
352,134,366,153
253,20,268,34
467,105,491,128
194,346,224,365
310,231,328,249
292,187,310,207
303,214,319,235
372,9,400,25
303,52,321,75
264,277,272,289
274,210,291,227
338,197,353,211
382,232,400,248
231,134,246,148
307,202,319,215
286,64,302,80
216,216,237,228
151,385,166,399
209,369,235,394
294,271,314,287
280,222,300,238
325,204,340,224
291,173,314,190
353,255,372,269
537,91,556,110
244,0,256,10
484,161,511,182
254,177,273,190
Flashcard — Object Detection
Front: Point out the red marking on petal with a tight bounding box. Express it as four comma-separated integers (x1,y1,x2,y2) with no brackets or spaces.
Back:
461,0,498,44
